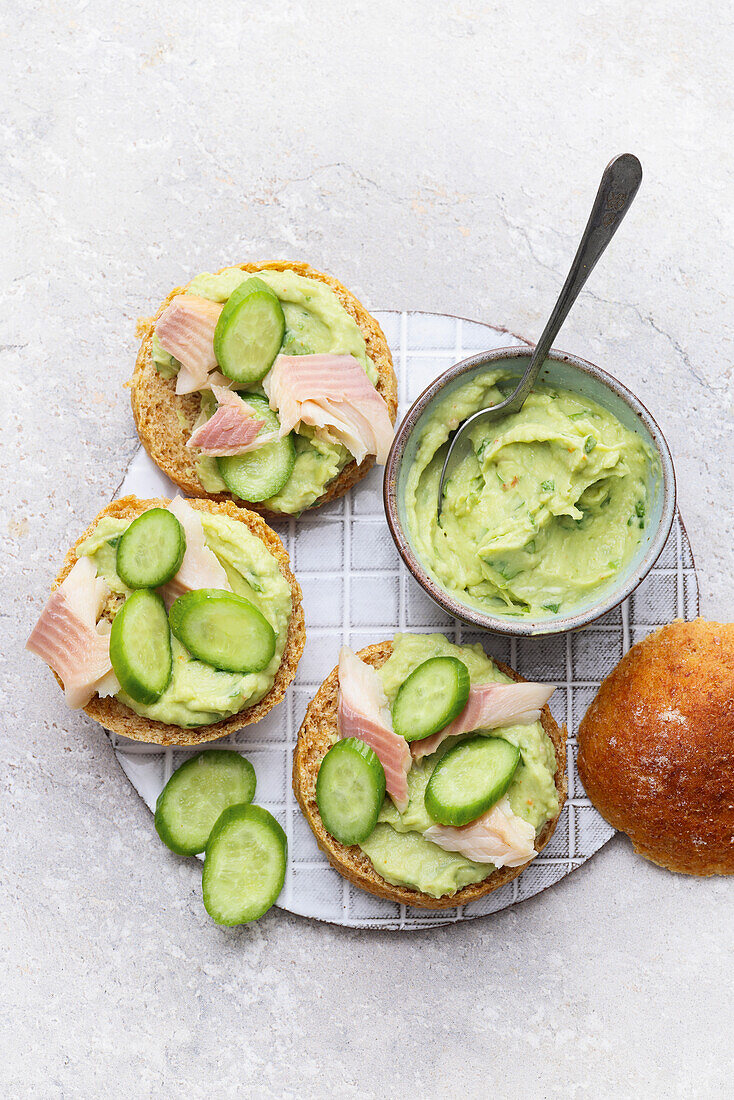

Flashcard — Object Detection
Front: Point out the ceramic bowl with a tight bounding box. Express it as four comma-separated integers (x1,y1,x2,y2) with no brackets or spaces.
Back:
383,346,676,637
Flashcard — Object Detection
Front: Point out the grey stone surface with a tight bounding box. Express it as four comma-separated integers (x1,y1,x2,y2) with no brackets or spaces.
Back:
2,2,732,1097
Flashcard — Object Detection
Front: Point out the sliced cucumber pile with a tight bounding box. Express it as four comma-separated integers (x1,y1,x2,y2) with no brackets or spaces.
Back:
213,277,285,383
392,656,470,743
169,588,276,673
217,394,296,502
155,750,256,856
109,589,172,704
316,738,386,846
424,735,521,826
202,804,287,925
116,507,186,589
152,753,286,925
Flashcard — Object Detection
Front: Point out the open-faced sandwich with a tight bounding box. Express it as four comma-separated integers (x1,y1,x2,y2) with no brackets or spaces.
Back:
27,495,305,746
131,262,398,516
294,632,566,908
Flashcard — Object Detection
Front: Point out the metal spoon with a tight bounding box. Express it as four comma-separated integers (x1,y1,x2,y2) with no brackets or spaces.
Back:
437,152,643,520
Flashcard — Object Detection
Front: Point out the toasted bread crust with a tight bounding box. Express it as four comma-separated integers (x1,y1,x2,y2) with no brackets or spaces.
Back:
578,618,734,875
293,642,567,909
50,495,305,746
130,261,398,518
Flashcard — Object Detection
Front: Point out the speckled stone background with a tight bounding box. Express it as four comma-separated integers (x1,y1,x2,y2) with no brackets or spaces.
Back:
3,3,733,1097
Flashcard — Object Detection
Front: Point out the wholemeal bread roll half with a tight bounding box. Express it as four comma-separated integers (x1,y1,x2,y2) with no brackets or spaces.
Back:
293,642,567,910
578,619,734,875
130,261,398,518
47,496,305,747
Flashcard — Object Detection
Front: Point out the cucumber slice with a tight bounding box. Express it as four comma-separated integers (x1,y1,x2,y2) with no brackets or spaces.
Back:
169,588,276,673
109,589,172,704
217,394,296,502
316,738,386,846
424,736,521,826
116,508,186,590
392,657,470,743
213,277,285,383
202,804,287,925
154,750,257,856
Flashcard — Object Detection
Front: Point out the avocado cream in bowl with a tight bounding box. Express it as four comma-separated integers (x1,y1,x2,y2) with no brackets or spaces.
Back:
384,347,676,636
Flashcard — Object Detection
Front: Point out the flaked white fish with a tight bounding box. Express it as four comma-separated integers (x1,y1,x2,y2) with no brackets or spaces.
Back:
264,354,394,465
26,557,119,708
159,496,230,607
337,646,411,813
424,796,537,868
412,680,555,761
187,386,275,456
154,295,223,394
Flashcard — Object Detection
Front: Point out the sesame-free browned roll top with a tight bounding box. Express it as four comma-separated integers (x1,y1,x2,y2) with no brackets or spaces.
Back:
578,619,734,875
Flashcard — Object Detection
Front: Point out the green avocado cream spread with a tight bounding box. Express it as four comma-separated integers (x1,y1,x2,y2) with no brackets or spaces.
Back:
405,371,654,619
76,512,292,727
358,633,559,898
152,267,379,514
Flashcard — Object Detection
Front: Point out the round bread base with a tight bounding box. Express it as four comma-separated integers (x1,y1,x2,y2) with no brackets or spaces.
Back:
293,642,567,909
52,496,305,747
130,261,398,519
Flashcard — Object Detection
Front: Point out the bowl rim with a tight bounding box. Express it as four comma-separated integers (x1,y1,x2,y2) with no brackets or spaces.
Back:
383,344,678,637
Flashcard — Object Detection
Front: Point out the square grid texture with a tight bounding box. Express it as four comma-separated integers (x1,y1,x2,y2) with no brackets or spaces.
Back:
114,311,698,930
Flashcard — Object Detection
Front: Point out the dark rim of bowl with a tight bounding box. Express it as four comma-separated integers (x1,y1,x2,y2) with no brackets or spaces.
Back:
383,345,677,637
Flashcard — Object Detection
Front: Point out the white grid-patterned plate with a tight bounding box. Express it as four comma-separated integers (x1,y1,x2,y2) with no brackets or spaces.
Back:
113,311,699,929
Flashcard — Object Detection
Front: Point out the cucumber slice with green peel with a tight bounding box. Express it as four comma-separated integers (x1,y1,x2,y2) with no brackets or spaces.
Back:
202,804,287,925
424,736,521,826
213,277,285,383
217,394,296,502
392,657,470,743
169,588,276,673
116,508,186,590
316,738,386,846
109,589,172,704
154,750,257,856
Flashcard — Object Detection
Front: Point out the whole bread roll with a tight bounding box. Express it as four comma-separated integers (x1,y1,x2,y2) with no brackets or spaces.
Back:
578,619,734,875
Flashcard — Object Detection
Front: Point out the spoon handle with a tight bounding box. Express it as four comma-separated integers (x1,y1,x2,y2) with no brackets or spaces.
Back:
511,153,643,407
436,154,642,520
